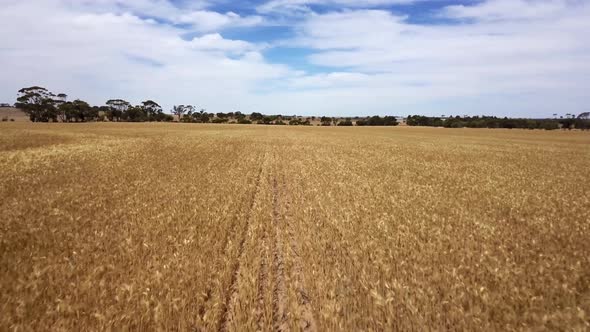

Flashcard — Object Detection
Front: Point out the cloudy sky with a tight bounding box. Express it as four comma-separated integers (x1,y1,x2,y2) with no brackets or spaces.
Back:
1,0,588,117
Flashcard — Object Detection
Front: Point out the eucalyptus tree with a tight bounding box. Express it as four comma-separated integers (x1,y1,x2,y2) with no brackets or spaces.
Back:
172,105,194,122
142,100,162,121
106,99,130,121
16,86,59,122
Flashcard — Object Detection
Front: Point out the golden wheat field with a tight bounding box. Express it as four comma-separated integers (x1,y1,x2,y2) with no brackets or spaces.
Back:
0,122,589,331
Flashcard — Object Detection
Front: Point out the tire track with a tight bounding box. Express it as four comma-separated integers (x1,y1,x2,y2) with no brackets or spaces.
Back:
272,178,288,331
219,152,266,331
219,155,317,332
255,223,270,331
273,178,317,332
280,180,317,332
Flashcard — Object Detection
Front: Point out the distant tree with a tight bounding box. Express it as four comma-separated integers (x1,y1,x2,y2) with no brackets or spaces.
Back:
320,116,332,126
212,117,229,123
382,116,399,126
16,86,59,122
186,108,203,123
126,105,147,122
142,100,162,121
57,102,75,122
186,110,197,123
250,112,263,121
575,118,590,130
337,119,353,126
106,99,129,112
106,99,129,122
235,112,246,121
559,118,575,130
258,116,273,125
539,121,560,130
96,106,110,121
200,112,210,123
355,116,398,126
53,93,68,115
407,115,443,127
72,99,95,122
289,118,310,126
58,99,93,122
57,93,67,102
174,105,194,122
407,114,561,130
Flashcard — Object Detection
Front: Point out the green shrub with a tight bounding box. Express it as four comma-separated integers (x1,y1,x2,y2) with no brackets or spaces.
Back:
211,118,229,124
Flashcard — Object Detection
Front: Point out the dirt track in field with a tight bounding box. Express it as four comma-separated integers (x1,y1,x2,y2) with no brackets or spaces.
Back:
221,150,317,332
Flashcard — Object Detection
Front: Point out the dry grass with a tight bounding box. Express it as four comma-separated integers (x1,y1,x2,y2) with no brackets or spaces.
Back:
1,122,589,331
0,108,29,122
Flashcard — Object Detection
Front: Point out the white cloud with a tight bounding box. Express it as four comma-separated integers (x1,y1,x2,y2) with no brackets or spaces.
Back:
0,0,287,112
282,1,590,116
178,11,264,32
189,33,262,54
258,0,416,14
294,10,408,49
57,0,264,32
443,0,572,21
62,0,210,20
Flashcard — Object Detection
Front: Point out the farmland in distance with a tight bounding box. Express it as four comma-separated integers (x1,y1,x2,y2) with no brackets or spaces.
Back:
1,122,589,330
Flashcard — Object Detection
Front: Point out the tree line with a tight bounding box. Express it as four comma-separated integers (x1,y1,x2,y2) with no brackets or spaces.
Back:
406,115,590,130
13,86,588,129
16,87,175,123
13,86,399,126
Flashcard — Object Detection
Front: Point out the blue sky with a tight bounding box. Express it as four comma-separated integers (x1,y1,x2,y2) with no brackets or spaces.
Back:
1,0,589,117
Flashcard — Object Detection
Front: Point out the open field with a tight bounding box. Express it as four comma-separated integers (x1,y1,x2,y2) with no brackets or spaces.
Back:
1,122,589,330
0,108,28,122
